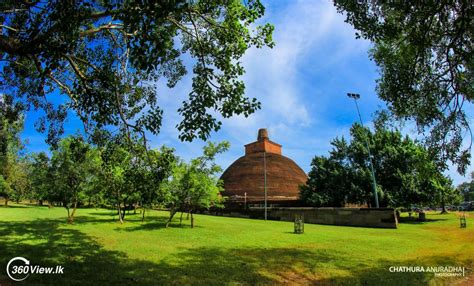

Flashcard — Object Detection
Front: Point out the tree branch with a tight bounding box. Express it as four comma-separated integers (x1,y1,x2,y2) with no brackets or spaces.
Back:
166,16,195,38
79,23,123,37
63,54,87,81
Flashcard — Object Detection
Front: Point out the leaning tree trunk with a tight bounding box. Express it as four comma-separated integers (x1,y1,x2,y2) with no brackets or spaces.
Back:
117,203,124,224
166,207,177,228
67,201,78,224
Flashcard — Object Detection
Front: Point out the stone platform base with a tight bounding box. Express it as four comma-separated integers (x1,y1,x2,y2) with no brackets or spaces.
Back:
207,207,398,229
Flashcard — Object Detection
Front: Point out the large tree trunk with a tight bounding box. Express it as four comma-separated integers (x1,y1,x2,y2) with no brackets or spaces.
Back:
38,200,43,206
190,212,194,228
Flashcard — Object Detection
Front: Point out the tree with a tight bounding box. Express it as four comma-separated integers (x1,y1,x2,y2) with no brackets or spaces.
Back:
135,146,175,222
300,138,354,207
29,152,52,206
301,123,457,209
333,1,473,174
0,94,24,205
432,175,462,214
1,1,274,147
98,135,174,224
164,141,228,228
0,175,12,206
6,156,31,203
99,141,131,224
50,136,100,223
0,156,33,205
457,172,474,201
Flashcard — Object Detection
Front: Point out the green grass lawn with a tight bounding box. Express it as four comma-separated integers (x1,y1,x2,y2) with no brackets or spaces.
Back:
0,204,472,285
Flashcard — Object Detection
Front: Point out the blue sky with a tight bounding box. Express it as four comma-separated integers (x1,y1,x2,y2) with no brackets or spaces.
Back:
21,0,473,185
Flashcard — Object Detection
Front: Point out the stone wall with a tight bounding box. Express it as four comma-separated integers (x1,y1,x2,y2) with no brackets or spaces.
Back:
209,207,398,228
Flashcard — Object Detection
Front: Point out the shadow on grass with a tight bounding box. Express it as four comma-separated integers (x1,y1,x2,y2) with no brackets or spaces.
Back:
87,211,116,217
71,215,120,225
88,210,143,217
114,216,205,232
0,204,29,209
0,216,469,285
399,216,448,224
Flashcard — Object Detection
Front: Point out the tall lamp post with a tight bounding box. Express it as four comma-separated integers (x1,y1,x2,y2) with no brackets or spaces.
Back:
347,93,379,208
264,151,267,221
244,192,247,210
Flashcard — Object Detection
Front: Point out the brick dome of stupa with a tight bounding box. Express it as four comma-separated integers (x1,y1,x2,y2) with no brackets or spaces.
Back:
220,129,307,202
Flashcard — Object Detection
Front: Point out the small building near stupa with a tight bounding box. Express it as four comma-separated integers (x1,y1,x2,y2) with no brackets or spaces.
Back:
220,128,308,207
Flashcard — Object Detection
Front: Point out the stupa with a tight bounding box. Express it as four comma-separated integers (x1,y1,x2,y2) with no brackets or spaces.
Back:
220,128,307,203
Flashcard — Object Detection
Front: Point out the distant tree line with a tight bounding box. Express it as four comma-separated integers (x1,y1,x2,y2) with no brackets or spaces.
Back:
2,136,227,227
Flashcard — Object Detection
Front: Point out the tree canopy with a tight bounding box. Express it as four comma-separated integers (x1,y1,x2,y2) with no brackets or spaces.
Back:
300,123,461,209
19,134,228,225
164,141,229,228
99,138,174,223
29,152,52,206
334,0,473,174
1,0,274,147
457,172,474,201
49,136,101,223
0,94,24,205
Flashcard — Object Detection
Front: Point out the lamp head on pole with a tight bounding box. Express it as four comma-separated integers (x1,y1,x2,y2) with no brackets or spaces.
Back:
347,93,360,100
